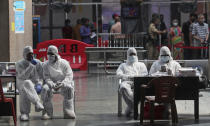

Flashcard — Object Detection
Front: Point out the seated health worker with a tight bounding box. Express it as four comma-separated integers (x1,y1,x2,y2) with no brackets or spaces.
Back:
116,47,148,117
149,46,181,76
149,46,181,118
16,46,44,121
41,45,76,120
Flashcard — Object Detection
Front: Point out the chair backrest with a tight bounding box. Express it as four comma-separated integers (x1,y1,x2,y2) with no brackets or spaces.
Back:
0,79,5,101
148,76,178,103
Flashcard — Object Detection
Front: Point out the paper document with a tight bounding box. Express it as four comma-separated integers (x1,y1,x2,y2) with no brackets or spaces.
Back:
91,32,96,38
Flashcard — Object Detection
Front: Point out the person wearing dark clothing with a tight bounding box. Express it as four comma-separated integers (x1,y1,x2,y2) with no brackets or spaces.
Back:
62,19,73,39
182,13,197,59
159,14,168,46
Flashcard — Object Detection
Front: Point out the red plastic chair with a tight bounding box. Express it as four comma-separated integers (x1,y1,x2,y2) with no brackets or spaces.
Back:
0,79,16,126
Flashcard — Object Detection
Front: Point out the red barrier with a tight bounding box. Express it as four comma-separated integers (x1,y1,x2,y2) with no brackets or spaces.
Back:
156,45,208,52
174,45,208,49
34,39,94,70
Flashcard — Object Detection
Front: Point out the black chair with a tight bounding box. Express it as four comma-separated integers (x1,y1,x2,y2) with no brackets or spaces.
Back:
140,76,179,124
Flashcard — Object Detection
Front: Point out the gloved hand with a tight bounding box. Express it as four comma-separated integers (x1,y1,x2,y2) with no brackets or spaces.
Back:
34,83,42,94
31,59,37,65
53,82,63,91
47,81,56,89
168,69,172,75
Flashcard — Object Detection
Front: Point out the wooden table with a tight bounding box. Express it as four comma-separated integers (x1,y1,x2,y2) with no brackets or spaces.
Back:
134,76,205,120
0,75,16,116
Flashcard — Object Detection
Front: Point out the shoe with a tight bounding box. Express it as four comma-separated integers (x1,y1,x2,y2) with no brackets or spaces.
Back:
42,113,52,120
125,107,133,117
20,114,29,121
64,109,76,119
35,102,44,112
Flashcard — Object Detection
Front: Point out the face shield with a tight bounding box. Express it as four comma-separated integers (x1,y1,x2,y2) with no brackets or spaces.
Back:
23,46,34,61
126,48,138,64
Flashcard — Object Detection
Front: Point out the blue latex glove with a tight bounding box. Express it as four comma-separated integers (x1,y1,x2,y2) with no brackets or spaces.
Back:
31,59,37,65
35,84,42,94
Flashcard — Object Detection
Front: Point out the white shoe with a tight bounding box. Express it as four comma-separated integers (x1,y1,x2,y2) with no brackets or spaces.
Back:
20,114,29,121
42,113,52,120
125,107,133,117
35,102,44,112
64,109,76,119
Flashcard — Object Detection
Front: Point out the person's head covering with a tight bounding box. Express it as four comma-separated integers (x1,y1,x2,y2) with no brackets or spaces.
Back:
126,47,138,64
23,46,33,60
47,45,59,56
160,46,171,56
112,13,119,19
158,46,173,63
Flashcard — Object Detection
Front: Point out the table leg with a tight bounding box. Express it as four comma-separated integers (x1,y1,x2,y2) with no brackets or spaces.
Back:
87,53,90,73
194,97,199,121
134,95,138,120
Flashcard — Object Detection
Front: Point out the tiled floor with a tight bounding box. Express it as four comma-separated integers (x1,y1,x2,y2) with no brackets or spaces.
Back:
1,71,210,126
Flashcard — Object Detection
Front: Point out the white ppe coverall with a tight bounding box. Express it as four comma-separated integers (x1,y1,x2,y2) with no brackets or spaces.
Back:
16,46,44,121
149,46,181,76
116,47,148,116
149,46,181,118
41,45,75,119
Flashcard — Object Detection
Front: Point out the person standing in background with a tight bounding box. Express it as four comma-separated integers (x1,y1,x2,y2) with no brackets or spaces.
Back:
182,13,197,60
108,13,120,33
192,14,209,59
73,19,82,41
80,18,92,44
159,14,168,46
111,16,125,47
169,19,184,60
62,19,73,39
148,16,164,59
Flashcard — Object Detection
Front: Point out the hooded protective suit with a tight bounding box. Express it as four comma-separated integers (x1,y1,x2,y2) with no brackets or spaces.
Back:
41,45,75,119
16,46,44,121
116,48,148,116
149,46,181,76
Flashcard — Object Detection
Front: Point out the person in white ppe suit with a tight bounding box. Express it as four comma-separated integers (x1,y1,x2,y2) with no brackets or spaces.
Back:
41,45,76,119
149,46,181,118
149,46,181,76
16,46,44,121
116,47,148,117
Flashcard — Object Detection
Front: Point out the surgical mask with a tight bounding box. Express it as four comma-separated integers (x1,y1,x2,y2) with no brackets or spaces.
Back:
160,56,170,63
128,56,138,63
47,54,56,64
173,23,178,26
